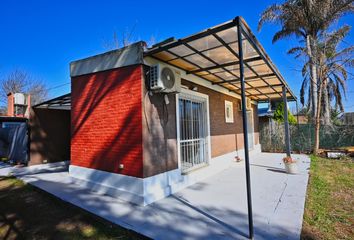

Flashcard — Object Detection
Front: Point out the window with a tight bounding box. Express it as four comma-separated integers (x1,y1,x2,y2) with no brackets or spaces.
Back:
225,100,234,123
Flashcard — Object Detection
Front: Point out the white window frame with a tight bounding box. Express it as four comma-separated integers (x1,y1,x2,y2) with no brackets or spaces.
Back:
224,100,234,123
176,88,211,173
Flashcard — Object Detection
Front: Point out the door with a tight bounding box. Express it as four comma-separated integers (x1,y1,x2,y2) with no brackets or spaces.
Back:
247,111,254,149
178,91,209,173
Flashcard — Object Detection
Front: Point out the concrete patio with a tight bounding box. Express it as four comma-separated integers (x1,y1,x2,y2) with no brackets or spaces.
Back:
0,152,310,240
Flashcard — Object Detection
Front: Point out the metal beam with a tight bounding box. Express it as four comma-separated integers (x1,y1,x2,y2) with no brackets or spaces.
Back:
283,86,291,157
145,20,237,56
33,93,71,108
241,83,283,92
239,17,297,100
186,56,262,74
212,73,276,85
237,18,254,240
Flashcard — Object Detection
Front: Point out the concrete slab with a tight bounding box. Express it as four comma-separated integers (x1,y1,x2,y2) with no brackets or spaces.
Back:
0,153,310,240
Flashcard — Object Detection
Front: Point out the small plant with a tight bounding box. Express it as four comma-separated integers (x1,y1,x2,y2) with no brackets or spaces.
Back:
283,156,298,174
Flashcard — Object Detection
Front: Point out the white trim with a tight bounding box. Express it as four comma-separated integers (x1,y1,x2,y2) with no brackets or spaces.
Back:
176,88,211,172
176,93,181,170
69,144,261,206
12,161,69,176
70,42,144,77
224,100,234,123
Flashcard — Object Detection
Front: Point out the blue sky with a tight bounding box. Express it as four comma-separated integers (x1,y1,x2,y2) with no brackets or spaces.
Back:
0,0,353,111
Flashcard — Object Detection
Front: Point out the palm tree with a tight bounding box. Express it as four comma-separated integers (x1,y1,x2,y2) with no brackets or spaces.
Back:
288,25,353,124
258,0,354,118
312,27,353,153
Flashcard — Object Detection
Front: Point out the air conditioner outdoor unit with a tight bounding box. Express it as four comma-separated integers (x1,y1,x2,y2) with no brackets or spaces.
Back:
238,98,252,111
14,93,25,105
149,63,181,93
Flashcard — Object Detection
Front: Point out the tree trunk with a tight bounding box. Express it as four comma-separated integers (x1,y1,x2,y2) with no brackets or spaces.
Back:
306,35,318,119
313,78,324,155
323,79,331,125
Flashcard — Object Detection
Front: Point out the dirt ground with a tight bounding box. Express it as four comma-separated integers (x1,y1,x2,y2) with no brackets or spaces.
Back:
0,176,148,240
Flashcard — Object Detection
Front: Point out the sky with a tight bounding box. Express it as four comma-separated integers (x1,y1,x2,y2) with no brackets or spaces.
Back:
0,0,353,111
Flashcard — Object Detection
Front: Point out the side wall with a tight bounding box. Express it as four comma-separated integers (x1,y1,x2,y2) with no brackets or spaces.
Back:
142,77,259,178
142,75,178,178
29,108,70,165
182,79,259,158
71,65,143,178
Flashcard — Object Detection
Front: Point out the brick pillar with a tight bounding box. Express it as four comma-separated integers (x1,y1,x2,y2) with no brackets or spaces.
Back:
7,93,14,117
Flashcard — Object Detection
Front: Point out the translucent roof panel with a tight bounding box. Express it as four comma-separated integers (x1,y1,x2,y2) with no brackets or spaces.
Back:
168,58,198,71
184,54,215,68
188,35,222,52
169,45,194,57
214,71,236,81
145,17,296,101
203,46,238,64
216,27,238,43
153,51,177,61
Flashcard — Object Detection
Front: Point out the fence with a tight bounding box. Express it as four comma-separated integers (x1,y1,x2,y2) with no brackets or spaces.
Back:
259,121,354,153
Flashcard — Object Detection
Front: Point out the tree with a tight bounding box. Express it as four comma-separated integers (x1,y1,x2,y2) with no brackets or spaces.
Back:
258,0,354,118
311,28,353,153
102,23,157,51
273,102,297,124
0,69,48,107
288,25,353,125
259,0,353,154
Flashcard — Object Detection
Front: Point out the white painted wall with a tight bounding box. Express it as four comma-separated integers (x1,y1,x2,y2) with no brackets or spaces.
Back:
69,144,261,206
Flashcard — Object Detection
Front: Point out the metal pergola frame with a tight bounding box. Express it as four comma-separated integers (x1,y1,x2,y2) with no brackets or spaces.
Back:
145,16,296,239
145,17,296,102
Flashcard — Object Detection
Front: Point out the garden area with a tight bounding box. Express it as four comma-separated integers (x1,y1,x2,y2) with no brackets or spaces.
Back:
301,156,354,240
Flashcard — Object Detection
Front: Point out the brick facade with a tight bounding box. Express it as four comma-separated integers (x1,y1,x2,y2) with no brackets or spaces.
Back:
71,65,143,178
70,64,259,179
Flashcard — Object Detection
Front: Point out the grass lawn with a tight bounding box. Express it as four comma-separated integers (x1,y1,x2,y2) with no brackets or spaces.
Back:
0,176,148,240
301,155,354,240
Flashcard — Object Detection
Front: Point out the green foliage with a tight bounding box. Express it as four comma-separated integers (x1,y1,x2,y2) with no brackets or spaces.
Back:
272,102,297,124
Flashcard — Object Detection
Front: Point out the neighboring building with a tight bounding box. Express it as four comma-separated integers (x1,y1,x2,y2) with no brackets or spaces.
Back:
30,16,297,205
258,107,274,126
294,113,308,124
0,93,31,164
0,116,28,163
7,92,31,118
341,112,354,125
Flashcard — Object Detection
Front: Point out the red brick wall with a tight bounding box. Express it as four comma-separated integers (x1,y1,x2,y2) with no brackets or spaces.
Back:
71,65,143,178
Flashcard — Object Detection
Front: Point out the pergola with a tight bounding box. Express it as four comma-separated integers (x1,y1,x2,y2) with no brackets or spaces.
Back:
32,93,71,110
145,16,295,239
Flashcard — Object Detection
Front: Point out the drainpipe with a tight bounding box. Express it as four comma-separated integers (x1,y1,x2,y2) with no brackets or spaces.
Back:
282,86,291,157
237,17,254,240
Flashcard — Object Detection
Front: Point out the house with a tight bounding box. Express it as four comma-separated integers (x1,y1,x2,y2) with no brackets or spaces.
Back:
0,93,31,164
7,92,31,118
31,16,296,205
341,112,354,125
